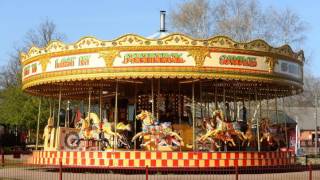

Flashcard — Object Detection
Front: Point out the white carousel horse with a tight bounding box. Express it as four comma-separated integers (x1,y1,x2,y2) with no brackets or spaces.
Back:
76,112,131,149
132,110,184,150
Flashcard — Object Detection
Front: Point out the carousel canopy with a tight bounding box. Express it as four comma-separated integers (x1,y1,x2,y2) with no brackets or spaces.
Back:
20,34,304,100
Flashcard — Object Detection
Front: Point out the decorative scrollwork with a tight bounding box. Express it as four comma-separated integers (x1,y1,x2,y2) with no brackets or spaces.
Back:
188,49,210,67
265,57,278,72
40,57,50,72
99,50,120,67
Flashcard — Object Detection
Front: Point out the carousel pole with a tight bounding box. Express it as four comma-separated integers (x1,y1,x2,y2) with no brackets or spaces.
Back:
99,88,102,121
200,81,203,119
223,86,226,113
214,84,217,110
88,90,91,118
282,98,289,149
223,85,227,151
192,81,195,151
151,79,154,118
52,100,55,126
157,79,160,121
178,83,181,124
255,87,261,152
233,90,237,121
114,80,119,151
35,98,42,150
65,100,70,128
57,87,62,127
49,100,52,118
266,96,269,119
275,96,279,124
134,83,137,150
206,90,210,117
248,94,251,119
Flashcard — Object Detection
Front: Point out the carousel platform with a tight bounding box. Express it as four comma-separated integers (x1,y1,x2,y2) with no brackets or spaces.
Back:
29,150,295,168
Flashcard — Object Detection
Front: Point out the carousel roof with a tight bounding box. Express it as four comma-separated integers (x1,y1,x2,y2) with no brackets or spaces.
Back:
20,33,304,100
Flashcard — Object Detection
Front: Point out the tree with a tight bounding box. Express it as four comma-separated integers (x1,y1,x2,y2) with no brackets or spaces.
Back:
171,0,211,38
170,0,307,49
0,19,65,130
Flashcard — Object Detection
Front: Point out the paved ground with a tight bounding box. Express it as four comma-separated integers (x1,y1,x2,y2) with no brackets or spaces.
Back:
1,167,320,180
1,155,320,180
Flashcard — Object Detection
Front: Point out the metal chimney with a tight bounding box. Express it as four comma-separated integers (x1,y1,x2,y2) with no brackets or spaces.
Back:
160,11,166,32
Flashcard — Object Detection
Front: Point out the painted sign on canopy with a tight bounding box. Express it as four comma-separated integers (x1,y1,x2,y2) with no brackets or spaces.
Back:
113,51,195,67
203,52,269,72
23,62,41,79
46,53,105,72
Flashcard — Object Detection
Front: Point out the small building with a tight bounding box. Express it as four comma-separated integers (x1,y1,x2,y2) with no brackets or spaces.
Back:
286,107,319,155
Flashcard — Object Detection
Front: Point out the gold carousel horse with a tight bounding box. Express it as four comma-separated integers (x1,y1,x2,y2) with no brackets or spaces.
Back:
242,119,256,147
43,116,54,148
259,118,282,147
198,110,236,147
132,110,154,142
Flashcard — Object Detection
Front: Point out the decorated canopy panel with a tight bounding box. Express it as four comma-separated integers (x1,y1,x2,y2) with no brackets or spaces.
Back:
20,34,304,98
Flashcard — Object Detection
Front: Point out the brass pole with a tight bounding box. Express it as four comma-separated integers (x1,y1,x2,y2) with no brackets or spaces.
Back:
157,79,160,121
192,81,195,151
178,83,181,124
214,85,217,110
282,98,289,149
35,98,42,150
114,80,119,150
151,79,154,118
99,88,102,121
200,81,203,119
57,88,62,127
255,87,260,152
134,83,137,150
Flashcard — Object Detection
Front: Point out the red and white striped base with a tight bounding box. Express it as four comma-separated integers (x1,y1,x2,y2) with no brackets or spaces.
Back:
29,151,295,168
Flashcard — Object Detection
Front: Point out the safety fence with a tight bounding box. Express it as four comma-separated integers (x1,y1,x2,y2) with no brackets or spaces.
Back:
1,155,320,180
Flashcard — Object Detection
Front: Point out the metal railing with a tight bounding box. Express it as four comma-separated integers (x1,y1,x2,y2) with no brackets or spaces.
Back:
1,153,320,180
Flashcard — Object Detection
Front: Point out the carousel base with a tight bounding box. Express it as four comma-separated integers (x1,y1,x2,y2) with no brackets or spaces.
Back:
29,150,295,168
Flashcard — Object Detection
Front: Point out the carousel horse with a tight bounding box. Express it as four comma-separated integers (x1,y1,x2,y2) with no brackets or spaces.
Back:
225,121,246,141
77,112,131,149
198,118,221,149
242,119,256,147
100,120,131,149
132,110,155,142
132,110,184,150
259,118,280,147
156,122,184,147
43,117,54,147
198,110,236,147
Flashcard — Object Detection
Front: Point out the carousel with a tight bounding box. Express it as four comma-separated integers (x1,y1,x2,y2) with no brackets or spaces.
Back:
21,14,304,168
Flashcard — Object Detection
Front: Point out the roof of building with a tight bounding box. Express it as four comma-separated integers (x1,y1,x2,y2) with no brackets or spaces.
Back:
285,107,317,130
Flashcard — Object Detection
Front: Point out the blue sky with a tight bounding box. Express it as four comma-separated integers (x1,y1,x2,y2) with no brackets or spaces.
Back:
0,0,319,76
